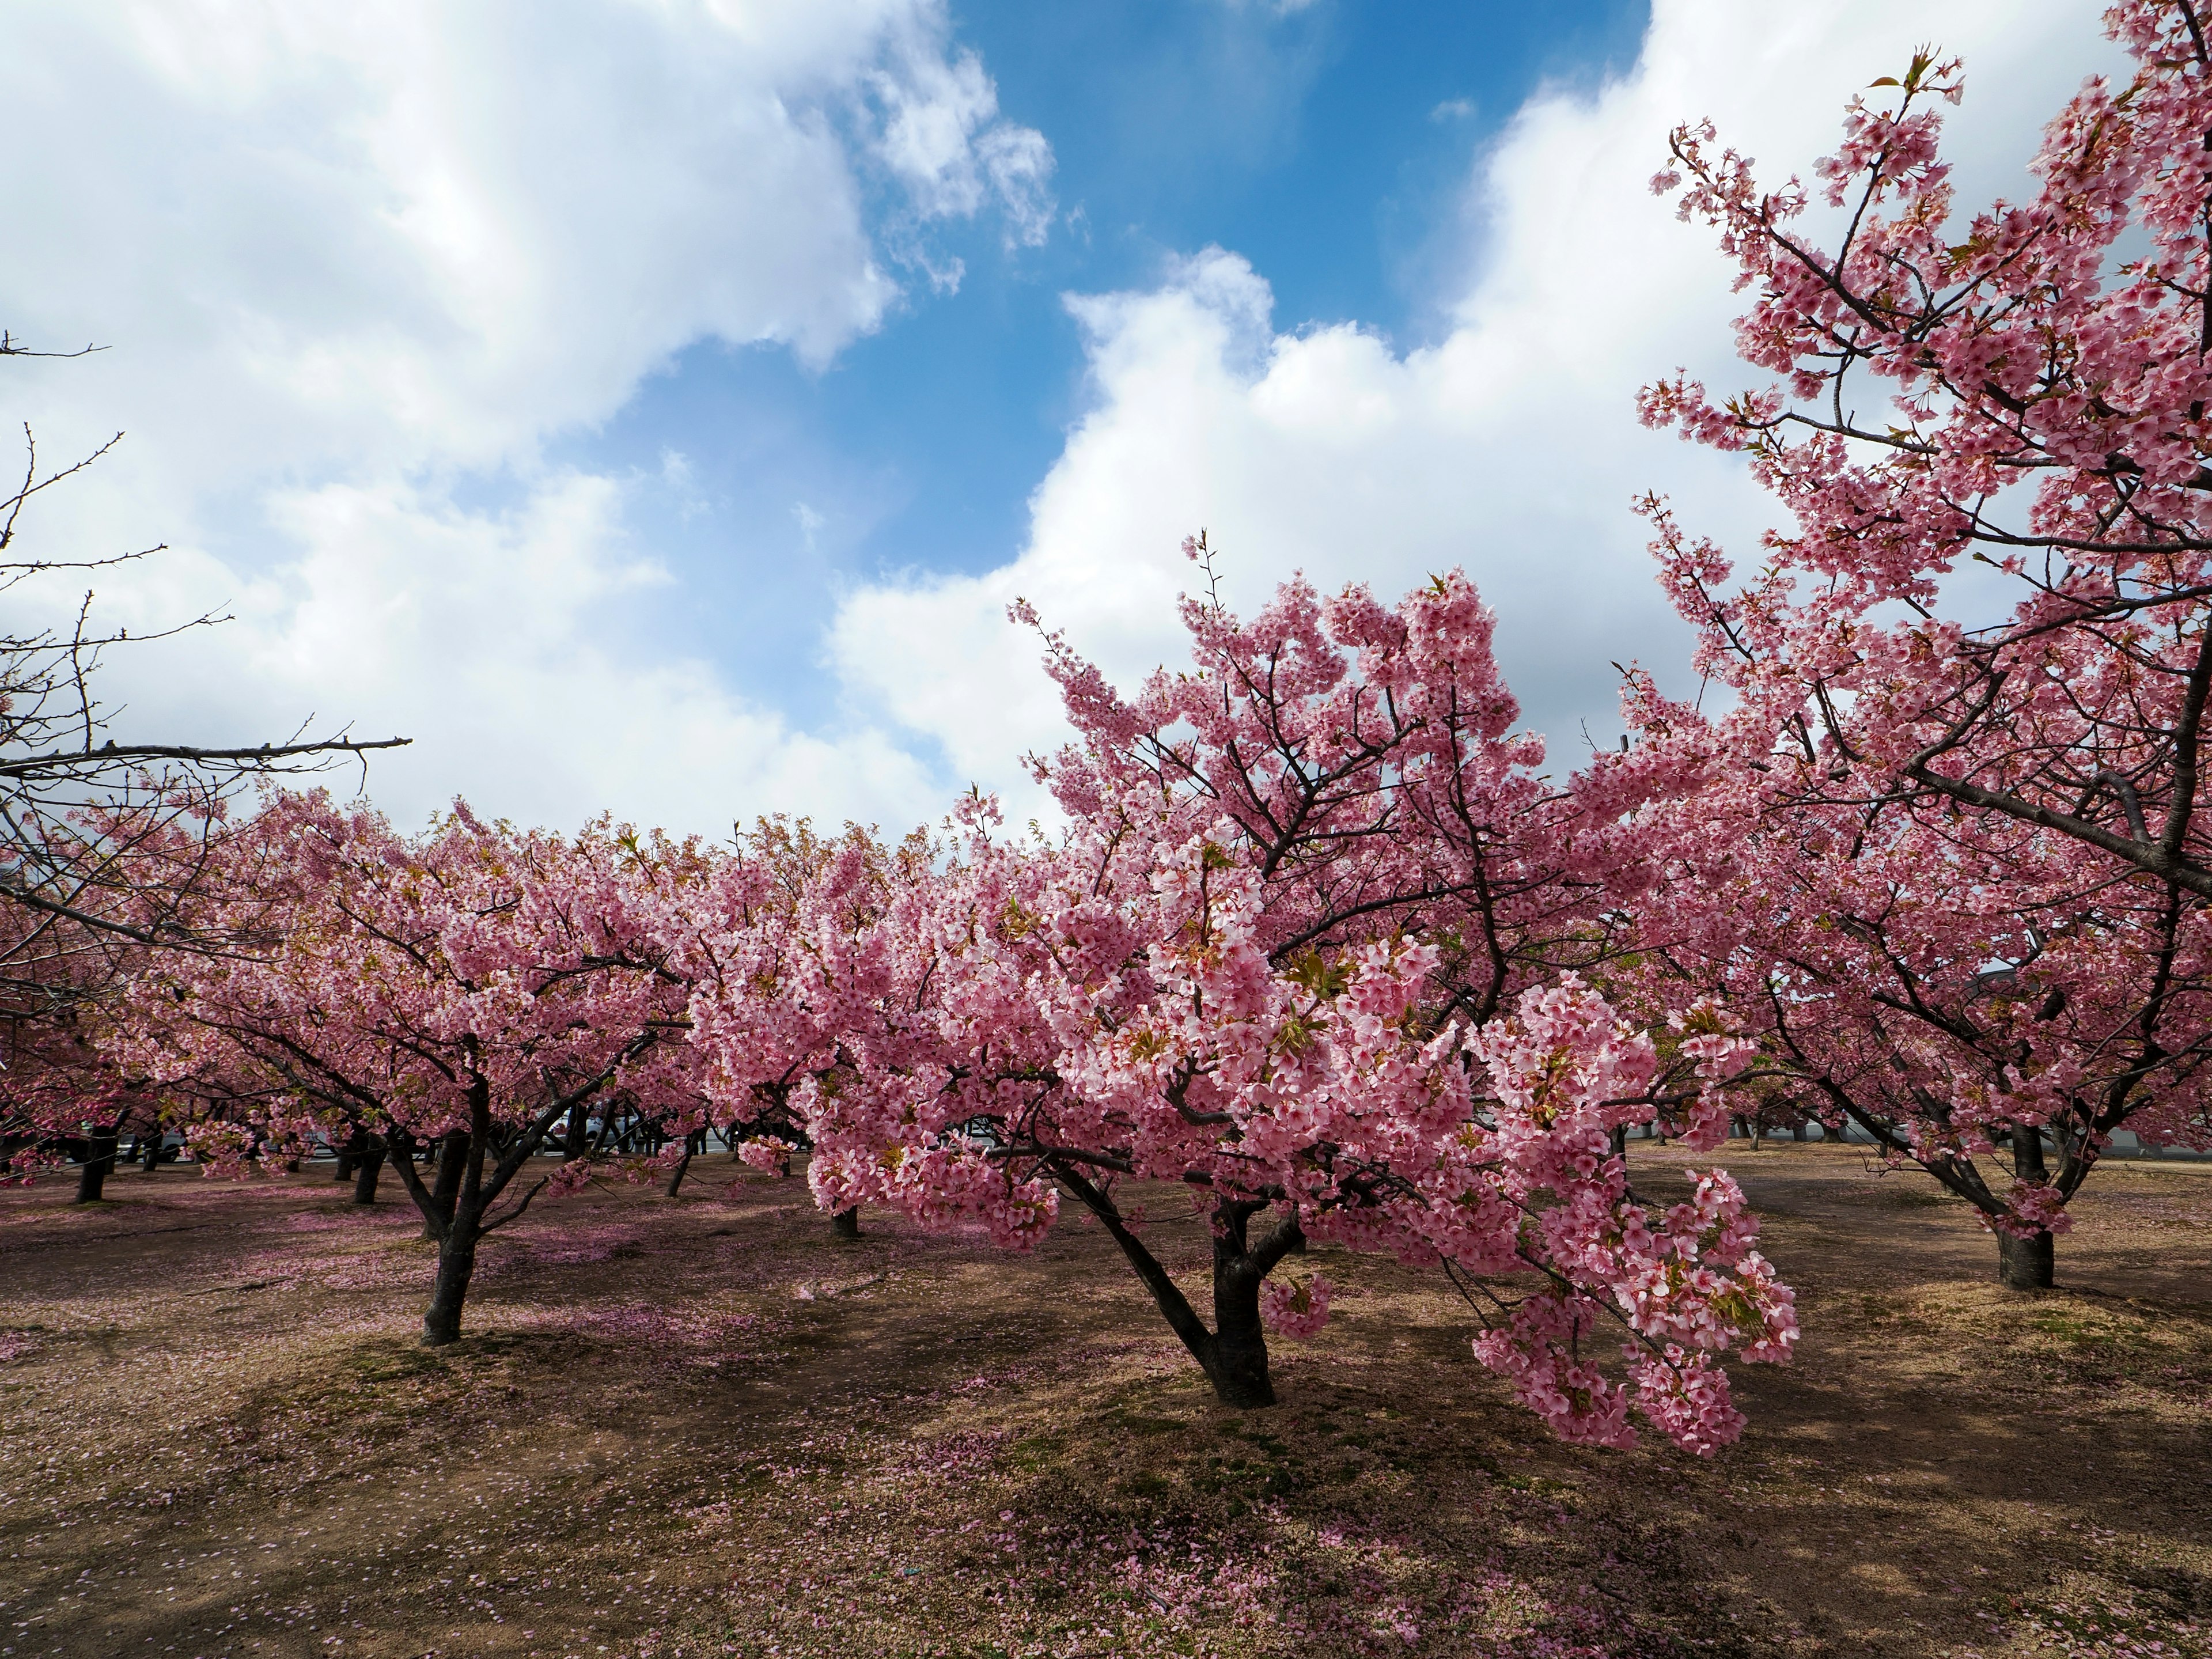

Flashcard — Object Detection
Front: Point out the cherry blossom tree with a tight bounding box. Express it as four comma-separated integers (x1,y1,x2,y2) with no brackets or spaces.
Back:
114,792,702,1343
1627,1,2212,1286
669,815,939,1232
698,560,1798,1452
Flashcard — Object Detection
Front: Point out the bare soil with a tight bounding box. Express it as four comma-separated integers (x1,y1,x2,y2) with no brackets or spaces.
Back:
0,1145,2206,1659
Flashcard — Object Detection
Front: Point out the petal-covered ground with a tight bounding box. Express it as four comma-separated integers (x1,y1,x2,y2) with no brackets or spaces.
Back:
0,1145,2206,1658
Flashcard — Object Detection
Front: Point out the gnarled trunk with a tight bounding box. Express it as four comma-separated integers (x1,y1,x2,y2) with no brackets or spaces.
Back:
1059,1169,1302,1409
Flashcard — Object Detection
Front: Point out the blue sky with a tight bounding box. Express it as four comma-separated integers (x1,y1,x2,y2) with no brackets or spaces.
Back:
563,0,1652,718
0,0,2116,833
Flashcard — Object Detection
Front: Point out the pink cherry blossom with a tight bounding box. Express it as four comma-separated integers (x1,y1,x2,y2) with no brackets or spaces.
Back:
1627,2,2212,1286
694,554,1796,1451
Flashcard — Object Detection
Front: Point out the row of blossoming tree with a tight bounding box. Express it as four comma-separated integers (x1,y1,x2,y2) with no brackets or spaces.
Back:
12,0,2212,1459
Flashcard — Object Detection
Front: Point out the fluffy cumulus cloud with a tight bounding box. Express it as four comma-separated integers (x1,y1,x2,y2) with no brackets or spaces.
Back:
0,0,1047,831
830,0,2125,819
92,474,942,835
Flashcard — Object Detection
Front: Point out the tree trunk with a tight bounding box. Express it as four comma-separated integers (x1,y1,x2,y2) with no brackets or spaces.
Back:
1206,1222,1278,1409
662,1146,694,1199
414,1070,499,1346
1608,1124,1627,1161
353,1146,386,1205
422,1132,465,1238
1055,1171,1302,1408
1998,1228,2055,1290
141,1129,164,1172
74,1131,118,1204
422,1223,479,1346
334,1132,359,1181
832,1205,860,1239
2001,1123,2057,1289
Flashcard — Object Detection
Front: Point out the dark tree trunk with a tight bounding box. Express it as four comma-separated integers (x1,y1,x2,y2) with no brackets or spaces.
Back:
662,1146,694,1198
566,1096,590,1157
832,1205,860,1239
422,1224,479,1346
1999,1228,2055,1290
1608,1124,1628,1161
353,1146,386,1205
141,1130,164,1171
421,1132,465,1238
388,1033,661,1349
1058,1169,1302,1410
415,1078,496,1346
1206,1216,1279,1409
2000,1123,2057,1289
74,1131,118,1203
1791,1122,1806,1142
334,1131,360,1181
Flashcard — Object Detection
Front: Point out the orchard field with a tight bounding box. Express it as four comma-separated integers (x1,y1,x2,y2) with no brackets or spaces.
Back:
3,1145,2207,1659
12,7,2212,1659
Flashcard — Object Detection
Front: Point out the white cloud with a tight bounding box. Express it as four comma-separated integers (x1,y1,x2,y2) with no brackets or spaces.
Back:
0,0,1046,831
65,471,938,835
828,0,2127,820
869,39,1056,249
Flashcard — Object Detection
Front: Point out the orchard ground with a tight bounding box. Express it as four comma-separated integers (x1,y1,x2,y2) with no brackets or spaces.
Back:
1,1147,2207,1659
